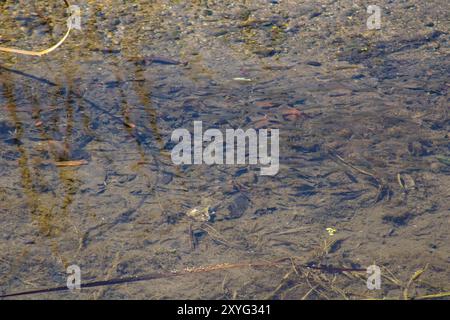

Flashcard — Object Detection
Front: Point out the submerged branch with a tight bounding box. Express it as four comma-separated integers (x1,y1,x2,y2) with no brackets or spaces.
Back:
0,258,367,298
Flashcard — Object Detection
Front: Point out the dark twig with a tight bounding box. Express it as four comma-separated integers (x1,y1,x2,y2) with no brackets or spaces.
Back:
0,258,366,299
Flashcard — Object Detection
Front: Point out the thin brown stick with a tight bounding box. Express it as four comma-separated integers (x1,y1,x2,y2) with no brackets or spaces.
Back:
332,153,379,181
0,257,367,298
55,160,88,167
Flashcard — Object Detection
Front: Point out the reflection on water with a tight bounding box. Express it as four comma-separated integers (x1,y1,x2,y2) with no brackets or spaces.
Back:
0,1,449,299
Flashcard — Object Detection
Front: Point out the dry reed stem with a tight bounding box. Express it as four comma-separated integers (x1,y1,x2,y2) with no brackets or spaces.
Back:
0,1,72,57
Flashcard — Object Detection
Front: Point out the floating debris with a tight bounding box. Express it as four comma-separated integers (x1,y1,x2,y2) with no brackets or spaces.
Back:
397,173,416,191
186,206,213,222
233,77,252,82
55,160,88,167
326,227,337,236
123,121,136,129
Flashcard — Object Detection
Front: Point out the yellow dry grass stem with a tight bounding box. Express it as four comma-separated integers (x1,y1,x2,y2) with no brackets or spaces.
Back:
0,1,72,56
415,292,450,300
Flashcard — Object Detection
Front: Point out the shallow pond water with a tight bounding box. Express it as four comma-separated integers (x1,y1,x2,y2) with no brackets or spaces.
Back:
0,0,449,299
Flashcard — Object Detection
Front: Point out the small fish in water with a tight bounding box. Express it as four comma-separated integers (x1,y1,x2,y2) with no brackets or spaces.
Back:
91,48,121,54
254,101,279,109
281,107,304,121
133,55,188,66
